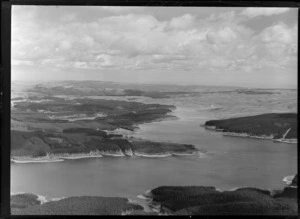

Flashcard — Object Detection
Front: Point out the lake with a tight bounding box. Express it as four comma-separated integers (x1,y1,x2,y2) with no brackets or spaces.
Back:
11,96,297,202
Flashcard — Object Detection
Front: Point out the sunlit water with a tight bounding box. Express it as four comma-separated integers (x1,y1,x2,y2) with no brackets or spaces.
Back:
11,94,297,203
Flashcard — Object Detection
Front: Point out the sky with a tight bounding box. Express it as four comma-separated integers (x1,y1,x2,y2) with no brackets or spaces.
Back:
11,6,298,88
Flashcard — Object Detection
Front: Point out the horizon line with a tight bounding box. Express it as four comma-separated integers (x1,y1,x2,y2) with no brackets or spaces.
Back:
11,79,297,90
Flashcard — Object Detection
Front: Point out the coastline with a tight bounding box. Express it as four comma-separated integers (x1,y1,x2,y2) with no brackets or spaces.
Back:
204,125,298,144
12,172,297,216
11,151,105,164
105,113,178,136
11,148,200,163
11,194,144,215
135,181,298,215
133,152,173,158
11,106,201,164
11,103,183,164
283,175,297,187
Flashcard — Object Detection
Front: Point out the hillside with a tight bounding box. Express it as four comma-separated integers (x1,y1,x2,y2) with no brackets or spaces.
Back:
145,185,298,215
204,113,297,140
11,194,143,215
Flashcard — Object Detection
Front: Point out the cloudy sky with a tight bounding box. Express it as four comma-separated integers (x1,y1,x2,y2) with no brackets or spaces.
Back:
12,6,297,88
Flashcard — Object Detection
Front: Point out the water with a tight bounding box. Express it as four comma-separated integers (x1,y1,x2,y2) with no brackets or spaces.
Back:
11,104,297,202
11,141,296,201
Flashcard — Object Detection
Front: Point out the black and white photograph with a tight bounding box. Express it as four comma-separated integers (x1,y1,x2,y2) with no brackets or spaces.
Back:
9,4,298,216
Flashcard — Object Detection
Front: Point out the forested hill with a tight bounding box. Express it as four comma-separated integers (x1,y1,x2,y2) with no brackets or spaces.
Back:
205,113,297,139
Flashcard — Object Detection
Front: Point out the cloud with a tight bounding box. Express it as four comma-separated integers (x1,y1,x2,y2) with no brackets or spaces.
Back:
260,22,297,44
11,60,34,66
59,40,72,50
11,6,297,76
207,11,237,23
60,13,76,22
255,23,297,67
241,7,290,18
206,27,237,44
169,14,195,29
152,54,187,63
99,6,143,13
95,54,113,67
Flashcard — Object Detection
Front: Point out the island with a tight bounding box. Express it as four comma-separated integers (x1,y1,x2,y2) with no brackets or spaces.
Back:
204,113,297,143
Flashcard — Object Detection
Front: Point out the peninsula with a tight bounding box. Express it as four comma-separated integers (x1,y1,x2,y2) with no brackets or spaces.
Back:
204,113,297,143
11,92,200,162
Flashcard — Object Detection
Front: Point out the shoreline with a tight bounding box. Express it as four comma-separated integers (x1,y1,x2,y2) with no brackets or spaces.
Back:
11,108,200,164
11,151,106,164
12,173,296,215
11,149,201,164
11,193,144,215
283,174,297,187
204,125,297,144
133,152,172,158
135,180,298,215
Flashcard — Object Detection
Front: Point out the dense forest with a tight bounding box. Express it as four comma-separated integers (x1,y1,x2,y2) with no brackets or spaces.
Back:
205,113,297,139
